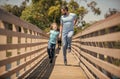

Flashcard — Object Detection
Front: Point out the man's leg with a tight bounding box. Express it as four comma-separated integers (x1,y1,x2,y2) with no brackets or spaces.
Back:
58,39,61,49
62,34,68,65
67,31,74,52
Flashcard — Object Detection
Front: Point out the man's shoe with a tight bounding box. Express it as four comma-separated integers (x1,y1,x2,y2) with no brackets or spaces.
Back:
68,47,71,53
64,59,67,65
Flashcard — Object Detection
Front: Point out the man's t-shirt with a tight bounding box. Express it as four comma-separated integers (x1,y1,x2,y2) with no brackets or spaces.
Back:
60,13,77,33
49,30,59,44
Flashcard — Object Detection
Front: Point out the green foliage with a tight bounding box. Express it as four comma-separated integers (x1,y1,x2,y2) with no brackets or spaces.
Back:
104,8,119,18
74,27,82,35
1,4,12,12
83,23,91,30
74,23,91,35
1,1,28,17
6,52,12,57
0,0,101,32
68,0,79,14
78,6,88,20
48,5,60,22
87,1,101,15
21,0,61,30
44,27,50,33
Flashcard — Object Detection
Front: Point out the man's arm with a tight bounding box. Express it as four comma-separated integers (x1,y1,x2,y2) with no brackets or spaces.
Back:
60,24,62,34
59,24,63,38
74,18,77,26
74,14,78,27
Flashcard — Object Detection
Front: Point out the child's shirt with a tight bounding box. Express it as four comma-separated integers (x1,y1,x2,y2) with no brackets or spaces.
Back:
49,30,59,44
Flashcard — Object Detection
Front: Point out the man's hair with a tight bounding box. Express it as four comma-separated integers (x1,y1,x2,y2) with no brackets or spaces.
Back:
61,6,68,11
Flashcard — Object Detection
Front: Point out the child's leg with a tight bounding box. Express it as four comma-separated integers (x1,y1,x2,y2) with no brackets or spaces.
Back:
51,44,56,59
47,42,52,59
47,48,51,59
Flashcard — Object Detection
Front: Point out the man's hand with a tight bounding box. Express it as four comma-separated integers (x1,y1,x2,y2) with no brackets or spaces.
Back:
59,33,62,38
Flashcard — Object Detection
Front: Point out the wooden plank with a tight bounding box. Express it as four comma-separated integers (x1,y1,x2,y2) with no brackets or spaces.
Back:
72,43,81,49
72,45,120,77
80,50,120,77
72,43,120,59
71,49,81,62
72,38,80,42
73,13,120,38
81,45,120,59
0,42,47,51
18,54,48,79
0,28,48,39
71,46,91,79
0,46,47,66
72,45,81,56
80,63,95,79
73,33,81,39
81,57,110,79
0,9,43,34
81,13,120,35
72,42,80,47
0,50,47,78
81,32,120,42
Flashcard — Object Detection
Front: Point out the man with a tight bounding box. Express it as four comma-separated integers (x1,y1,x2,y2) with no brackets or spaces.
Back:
59,6,77,65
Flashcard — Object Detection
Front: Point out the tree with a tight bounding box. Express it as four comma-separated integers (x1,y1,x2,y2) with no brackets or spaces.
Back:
104,8,119,18
77,6,88,23
21,0,62,30
62,0,67,6
1,4,12,12
87,1,101,15
68,0,79,14
48,5,60,22
21,0,101,32
0,0,29,17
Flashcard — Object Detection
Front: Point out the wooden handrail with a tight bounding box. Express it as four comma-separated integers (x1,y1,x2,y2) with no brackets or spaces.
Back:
72,13,120,79
0,8,49,79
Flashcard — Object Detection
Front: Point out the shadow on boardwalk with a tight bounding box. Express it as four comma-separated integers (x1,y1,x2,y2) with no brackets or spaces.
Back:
25,48,60,79
55,64,80,67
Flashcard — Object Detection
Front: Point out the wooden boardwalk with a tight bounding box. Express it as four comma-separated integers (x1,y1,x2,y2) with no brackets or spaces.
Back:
0,9,120,79
49,48,87,79
25,48,87,79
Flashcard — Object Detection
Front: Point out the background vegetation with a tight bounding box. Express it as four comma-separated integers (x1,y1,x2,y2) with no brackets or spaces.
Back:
1,0,119,34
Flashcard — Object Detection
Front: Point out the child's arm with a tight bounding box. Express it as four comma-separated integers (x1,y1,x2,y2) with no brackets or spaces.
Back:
47,32,50,35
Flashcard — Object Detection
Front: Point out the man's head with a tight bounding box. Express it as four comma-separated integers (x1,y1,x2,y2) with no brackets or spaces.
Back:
61,6,68,15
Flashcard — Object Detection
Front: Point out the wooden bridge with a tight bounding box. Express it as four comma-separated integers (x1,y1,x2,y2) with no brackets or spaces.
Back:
0,8,120,79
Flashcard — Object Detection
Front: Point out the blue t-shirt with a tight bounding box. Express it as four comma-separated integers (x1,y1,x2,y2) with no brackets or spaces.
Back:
60,13,77,34
49,30,59,44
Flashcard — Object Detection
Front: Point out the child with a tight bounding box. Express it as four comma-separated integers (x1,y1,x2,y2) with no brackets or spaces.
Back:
47,23,59,63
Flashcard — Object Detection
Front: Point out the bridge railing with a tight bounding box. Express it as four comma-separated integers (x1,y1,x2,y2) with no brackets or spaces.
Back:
72,13,120,79
0,8,49,79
